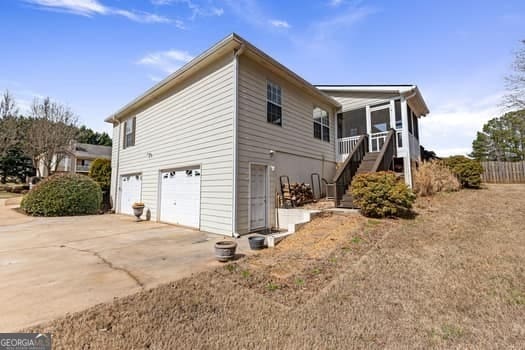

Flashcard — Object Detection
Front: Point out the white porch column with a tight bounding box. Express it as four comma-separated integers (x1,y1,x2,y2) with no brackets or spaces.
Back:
365,105,371,150
400,97,412,187
334,109,339,161
389,100,396,130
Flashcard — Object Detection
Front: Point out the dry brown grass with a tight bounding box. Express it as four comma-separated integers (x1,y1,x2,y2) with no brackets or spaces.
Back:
25,185,525,349
414,160,461,196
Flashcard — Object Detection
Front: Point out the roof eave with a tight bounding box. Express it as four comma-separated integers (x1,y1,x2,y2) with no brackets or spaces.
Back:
105,34,243,123
237,36,341,108
316,85,416,94
105,33,341,124
402,86,430,116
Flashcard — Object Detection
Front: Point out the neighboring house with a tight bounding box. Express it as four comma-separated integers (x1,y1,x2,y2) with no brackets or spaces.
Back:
38,142,112,177
106,33,430,236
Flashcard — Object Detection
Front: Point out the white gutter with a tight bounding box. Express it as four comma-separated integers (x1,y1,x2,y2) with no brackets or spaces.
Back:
231,43,245,238
111,116,121,212
316,85,416,94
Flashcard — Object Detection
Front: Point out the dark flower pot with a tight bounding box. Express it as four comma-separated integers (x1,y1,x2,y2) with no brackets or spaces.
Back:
248,236,266,250
132,206,144,220
214,240,237,262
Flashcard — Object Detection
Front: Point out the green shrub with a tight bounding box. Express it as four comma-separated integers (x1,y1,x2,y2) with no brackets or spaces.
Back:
350,171,416,218
442,156,483,189
21,174,102,216
414,161,460,196
88,158,111,191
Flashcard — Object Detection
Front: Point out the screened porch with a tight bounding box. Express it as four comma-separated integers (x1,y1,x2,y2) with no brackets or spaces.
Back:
336,99,421,162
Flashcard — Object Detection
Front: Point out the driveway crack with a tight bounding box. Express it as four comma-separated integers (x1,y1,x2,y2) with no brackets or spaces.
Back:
62,245,144,289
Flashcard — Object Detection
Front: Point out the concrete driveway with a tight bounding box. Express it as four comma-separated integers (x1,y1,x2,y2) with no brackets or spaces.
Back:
0,198,248,331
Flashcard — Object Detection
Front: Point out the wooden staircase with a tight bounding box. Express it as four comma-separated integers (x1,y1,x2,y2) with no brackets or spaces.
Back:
338,152,381,207
332,129,397,209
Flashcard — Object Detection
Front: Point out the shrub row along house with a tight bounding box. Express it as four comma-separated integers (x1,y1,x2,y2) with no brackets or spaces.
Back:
106,33,430,236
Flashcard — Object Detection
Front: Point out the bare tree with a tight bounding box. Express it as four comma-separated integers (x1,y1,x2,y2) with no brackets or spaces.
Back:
0,90,19,157
504,40,525,110
23,97,78,176
0,90,18,118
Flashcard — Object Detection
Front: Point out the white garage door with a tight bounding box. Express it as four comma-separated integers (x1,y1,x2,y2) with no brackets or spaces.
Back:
120,174,142,216
160,168,201,228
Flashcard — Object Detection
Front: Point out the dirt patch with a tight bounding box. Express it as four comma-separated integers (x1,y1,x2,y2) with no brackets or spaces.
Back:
24,185,525,349
300,199,336,210
216,212,396,306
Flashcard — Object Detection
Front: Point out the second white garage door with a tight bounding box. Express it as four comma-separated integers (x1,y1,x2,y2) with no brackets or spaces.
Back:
120,174,142,216
160,168,201,229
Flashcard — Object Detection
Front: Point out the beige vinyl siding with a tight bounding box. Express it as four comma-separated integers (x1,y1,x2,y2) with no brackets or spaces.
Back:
236,56,337,234
116,54,235,235
327,91,398,112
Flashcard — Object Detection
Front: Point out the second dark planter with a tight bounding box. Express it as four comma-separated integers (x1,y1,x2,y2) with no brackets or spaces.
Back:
248,236,266,250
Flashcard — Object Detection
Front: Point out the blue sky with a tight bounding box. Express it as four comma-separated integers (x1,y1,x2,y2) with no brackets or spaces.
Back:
1,0,524,156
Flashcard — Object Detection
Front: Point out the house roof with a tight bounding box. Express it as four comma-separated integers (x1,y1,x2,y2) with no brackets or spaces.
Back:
316,85,430,116
105,33,341,123
71,143,112,159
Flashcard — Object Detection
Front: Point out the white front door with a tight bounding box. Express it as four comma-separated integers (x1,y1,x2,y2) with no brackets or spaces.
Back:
250,164,267,231
160,168,201,228
120,174,142,216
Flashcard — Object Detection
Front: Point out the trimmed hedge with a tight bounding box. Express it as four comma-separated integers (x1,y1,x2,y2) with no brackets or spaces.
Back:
442,156,483,189
351,171,416,218
21,174,102,216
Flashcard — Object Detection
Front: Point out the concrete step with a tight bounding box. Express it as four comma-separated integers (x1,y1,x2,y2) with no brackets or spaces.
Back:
338,200,354,208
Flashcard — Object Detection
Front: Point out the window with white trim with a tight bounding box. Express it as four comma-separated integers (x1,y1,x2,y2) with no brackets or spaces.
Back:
313,107,330,142
123,117,136,149
266,81,282,126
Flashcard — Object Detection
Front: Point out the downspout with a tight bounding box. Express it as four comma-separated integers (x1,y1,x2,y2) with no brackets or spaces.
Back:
111,115,121,212
232,43,245,238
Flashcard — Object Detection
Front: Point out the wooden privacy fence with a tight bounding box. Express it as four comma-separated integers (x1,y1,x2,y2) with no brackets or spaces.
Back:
481,161,525,183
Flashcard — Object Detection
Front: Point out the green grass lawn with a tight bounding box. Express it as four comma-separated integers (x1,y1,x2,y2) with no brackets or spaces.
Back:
0,191,22,199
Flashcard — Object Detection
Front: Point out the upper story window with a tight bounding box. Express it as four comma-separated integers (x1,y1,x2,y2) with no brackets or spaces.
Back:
267,81,282,126
123,117,136,149
313,107,330,142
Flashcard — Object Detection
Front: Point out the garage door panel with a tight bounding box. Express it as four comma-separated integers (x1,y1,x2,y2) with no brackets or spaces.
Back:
160,168,201,229
120,174,142,216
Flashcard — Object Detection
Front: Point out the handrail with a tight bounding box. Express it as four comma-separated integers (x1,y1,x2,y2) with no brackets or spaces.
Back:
333,134,367,183
371,129,396,172
332,134,368,205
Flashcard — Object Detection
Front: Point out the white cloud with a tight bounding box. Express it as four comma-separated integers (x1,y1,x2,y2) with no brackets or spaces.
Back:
224,0,265,26
137,50,195,74
112,9,171,24
151,0,224,20
148,75,164,83
310,5,375,42
23,0,173,24
421,92,505,157
269,19,290,29
24,0,107,15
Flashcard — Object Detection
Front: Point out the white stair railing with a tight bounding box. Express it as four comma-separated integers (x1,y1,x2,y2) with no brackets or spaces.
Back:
370,131,389,152
337,136,361,162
